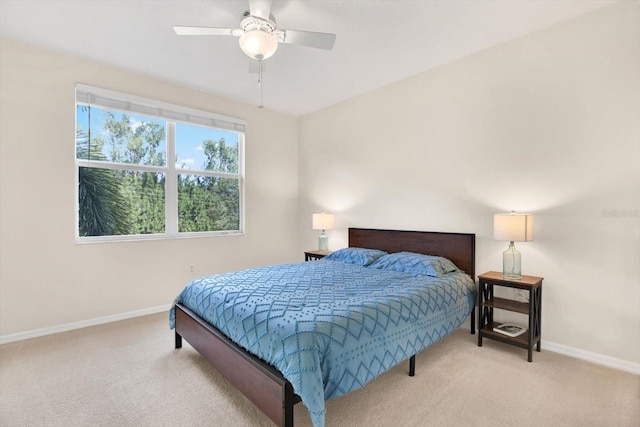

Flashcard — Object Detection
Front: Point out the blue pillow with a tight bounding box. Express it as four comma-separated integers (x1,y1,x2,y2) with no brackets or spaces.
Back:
368,252,459,277
323,247,388,267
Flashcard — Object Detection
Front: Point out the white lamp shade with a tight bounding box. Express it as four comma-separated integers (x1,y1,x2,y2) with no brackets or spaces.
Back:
312,213,334,230
494,213,534,242
239,30,278,60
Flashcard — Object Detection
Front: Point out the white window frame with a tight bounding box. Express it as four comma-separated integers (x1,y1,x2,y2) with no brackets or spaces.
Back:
75,84,245,243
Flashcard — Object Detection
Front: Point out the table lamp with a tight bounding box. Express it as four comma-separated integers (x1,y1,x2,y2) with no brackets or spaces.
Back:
312,213,334,251
494,212,534,279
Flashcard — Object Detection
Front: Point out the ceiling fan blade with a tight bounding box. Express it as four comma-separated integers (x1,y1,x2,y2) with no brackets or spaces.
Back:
173,26,241,36
248,0,273,20
281,29,336,50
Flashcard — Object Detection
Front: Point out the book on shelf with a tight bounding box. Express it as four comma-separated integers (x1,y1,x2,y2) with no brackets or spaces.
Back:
493,323,527,337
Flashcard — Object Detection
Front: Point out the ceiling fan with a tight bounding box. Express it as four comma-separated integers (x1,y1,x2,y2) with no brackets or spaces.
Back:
173,0,336,61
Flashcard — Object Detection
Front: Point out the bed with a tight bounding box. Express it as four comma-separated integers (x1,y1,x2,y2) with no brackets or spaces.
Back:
170,228,476,427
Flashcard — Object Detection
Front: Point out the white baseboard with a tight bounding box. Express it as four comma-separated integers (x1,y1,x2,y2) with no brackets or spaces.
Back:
0,304,171,345
458,321,639,375
541,340,640,375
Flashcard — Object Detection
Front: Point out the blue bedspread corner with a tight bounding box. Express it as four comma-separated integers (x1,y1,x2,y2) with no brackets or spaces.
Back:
168,305,175,330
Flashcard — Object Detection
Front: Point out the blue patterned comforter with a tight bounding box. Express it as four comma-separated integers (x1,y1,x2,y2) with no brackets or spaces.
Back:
170,260,476,427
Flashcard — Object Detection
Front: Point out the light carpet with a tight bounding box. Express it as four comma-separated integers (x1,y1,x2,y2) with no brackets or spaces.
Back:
1,312,638,426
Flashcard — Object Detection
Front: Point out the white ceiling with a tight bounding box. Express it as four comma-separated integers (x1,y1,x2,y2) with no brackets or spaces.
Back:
0,0,616,116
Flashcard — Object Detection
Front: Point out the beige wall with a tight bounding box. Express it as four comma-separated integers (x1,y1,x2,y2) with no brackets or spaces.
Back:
299,2,639,366
0,38,300,336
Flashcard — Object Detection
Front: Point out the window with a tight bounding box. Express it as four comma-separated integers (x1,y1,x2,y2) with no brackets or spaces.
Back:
75,84,245,242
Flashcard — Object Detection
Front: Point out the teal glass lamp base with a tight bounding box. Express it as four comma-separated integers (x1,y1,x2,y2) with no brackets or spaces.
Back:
318,231,329,251
502,241,522,279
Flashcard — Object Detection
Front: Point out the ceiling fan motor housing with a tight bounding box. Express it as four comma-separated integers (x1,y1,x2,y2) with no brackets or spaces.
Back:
241,13,276,33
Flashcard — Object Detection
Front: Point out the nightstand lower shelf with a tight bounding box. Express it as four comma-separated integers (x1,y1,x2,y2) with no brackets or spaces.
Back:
480,322,530,349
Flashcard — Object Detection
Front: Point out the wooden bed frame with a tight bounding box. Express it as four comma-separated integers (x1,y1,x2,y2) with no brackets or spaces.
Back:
174,228,476,427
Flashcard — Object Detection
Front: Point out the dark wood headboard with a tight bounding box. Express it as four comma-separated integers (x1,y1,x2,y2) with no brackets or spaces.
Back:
348,228,475,278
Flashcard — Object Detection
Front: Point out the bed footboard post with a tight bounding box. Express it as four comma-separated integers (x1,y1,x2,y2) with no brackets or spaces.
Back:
471,306,476,335
175,331,182,349
283,381,295,427
409,355,416,377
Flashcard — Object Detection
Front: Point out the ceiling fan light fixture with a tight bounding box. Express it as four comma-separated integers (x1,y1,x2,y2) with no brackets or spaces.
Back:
239,30,278,60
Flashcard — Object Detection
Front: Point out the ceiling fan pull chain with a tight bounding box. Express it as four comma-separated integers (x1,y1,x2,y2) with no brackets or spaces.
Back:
258,57,264,109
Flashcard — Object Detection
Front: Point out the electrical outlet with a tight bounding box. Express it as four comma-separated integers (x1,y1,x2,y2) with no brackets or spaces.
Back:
514,289,529,302
190,265,195,273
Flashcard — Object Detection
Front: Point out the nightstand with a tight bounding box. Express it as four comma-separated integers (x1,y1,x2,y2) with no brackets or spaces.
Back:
477,271,543,362
304,250,331,261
